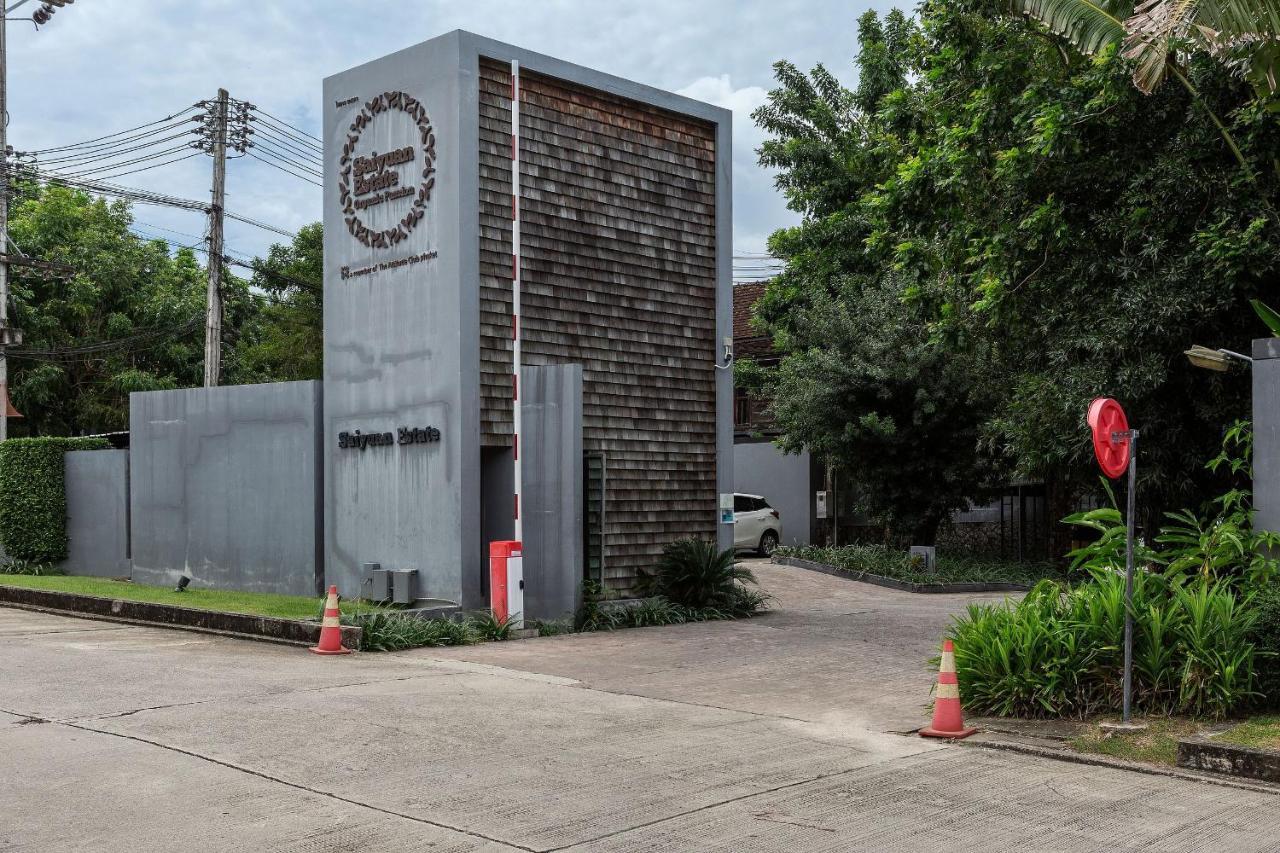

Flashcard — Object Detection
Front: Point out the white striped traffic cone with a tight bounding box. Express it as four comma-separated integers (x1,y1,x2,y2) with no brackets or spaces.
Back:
310,585,351,655
920,638,975,738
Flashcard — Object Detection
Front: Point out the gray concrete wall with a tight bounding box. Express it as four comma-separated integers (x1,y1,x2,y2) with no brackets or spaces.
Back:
61,449,130,577
733,441,812,547
1254,338,1280,534
323,33,477,603
129,381,323,596
522,364,584,621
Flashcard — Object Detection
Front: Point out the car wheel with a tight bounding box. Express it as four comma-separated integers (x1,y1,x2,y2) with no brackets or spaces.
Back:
758,531,779,557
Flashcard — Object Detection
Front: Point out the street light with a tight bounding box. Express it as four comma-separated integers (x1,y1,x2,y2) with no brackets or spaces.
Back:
1184,345,1253,372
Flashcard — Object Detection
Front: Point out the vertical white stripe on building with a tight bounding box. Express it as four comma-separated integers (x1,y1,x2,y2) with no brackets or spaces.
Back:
511,59,523,542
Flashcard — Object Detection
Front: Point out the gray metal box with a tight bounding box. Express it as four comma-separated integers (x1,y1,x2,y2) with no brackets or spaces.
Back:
392,569,418,605
909,546,937,573
364,564,390,602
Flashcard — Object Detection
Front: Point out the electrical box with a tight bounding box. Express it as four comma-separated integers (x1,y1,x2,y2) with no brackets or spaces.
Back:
363,563,390,602
391,569,418,605
815,491,830,520
909,546,937,573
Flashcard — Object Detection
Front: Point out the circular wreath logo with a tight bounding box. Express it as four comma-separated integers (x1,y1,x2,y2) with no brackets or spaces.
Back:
338,91,436,249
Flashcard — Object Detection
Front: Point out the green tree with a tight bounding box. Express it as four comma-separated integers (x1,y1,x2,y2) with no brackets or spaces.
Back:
228,223,323,383
744,9,997,544
6,183,209,435
751,2,1279,539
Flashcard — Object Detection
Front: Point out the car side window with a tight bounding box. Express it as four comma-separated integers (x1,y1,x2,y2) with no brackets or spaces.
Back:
734,495,750,513
755,498,770,511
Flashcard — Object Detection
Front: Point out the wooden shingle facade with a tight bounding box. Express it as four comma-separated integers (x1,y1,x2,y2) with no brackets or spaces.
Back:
477,57,720,595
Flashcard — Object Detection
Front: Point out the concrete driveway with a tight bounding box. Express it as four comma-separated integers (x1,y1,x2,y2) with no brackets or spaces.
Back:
1,560,1277,852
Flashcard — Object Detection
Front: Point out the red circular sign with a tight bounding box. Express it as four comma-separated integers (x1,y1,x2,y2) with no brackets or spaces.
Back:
1088,397,1130,479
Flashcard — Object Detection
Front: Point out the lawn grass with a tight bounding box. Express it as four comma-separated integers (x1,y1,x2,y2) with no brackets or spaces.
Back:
776,544,1064,586
1068,717,1200,766
1069,715,1280,766
0,573,377,620
1217,715,1280,751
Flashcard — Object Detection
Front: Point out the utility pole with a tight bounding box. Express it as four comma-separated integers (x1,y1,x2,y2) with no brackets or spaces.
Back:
0,2,21,441
1,0,10,440
0,2,79,439
202,88,228,387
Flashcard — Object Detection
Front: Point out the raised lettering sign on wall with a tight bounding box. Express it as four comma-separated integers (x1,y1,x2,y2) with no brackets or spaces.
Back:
338,426,442,451
337,91,436,249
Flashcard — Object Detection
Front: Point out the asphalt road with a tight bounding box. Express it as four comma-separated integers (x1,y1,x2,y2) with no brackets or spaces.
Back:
1,561,1276,852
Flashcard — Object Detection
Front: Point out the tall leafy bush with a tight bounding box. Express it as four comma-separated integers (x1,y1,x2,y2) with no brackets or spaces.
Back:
951,572,1258,719
0,436,109,562
1249,586,1280,709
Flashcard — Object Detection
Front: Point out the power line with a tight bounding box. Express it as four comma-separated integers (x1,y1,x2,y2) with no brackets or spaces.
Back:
223,210,296,239
18,107,201,155
87,150,202,182
5,163,207,211
62,144,196,179
246,151,322,187
6,163,301,243
246,106,321,150
18,122,199,167
247,135,322,174
250,123,322,164
7,313,204,362
133,228,321,295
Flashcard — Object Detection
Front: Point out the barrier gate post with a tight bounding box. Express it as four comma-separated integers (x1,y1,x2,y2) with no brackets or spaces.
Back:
489,540,524,627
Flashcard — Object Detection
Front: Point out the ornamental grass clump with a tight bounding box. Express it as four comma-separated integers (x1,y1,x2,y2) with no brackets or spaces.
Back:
950,571,1258,719
644,538,759,610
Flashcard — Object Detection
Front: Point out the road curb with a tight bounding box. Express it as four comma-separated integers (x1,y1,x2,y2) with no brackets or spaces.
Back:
1179,736,1280,784
0,583,362,649
962,735,1280,796
771,556,1031,594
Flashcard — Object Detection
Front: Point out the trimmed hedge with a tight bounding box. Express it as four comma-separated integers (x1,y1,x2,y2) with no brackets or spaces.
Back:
0,437,110,562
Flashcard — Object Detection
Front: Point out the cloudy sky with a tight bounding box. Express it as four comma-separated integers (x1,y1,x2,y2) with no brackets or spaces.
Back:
5,0,894,267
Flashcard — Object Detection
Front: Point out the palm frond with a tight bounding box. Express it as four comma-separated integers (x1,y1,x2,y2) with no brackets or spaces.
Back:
1123,0,1201,92
1192,0,1280,93
1011,0,1131,56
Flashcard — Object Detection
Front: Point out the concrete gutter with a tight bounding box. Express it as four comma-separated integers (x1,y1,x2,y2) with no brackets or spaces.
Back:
0,584,362,649
772,555,1032,594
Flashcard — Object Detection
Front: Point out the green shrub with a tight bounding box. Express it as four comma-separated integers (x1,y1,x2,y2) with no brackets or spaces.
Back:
950,571,1258,719
776,544,1063,586
0,559,61,576
1249,585,1280,709
468,610,513,642
350,611,480,652
574,572,770,633
644,538,758,609
0,437,110,563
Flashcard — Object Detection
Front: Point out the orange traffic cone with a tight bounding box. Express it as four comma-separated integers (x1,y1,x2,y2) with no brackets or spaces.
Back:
920,638,976,739
310,585,351,655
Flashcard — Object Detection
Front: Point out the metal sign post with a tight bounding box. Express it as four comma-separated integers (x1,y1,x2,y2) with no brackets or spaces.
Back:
1088,397,1144,729
1118,427,1138,725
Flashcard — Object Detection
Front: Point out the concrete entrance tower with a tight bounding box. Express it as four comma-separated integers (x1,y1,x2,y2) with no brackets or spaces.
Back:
323,32,732,609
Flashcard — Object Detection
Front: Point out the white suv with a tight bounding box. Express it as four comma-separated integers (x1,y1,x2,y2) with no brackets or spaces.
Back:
733,493,782,556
